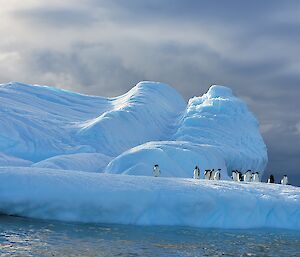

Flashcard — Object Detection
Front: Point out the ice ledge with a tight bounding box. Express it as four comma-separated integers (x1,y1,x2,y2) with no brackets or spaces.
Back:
0,168,299,230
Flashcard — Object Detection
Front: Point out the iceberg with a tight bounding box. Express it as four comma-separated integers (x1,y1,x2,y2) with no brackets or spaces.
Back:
0,81,267,178
0,80,295,230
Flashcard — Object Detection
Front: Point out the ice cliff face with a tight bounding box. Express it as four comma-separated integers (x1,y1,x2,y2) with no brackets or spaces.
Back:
0,81,267,177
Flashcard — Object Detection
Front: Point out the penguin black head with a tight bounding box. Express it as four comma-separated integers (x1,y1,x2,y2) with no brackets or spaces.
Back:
195,166,198,169
255,172,259,174
218,169,221,171
154,164,159,167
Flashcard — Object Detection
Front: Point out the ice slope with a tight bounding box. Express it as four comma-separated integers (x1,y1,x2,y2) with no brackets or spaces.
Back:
32,153,111,173
0,81,186,161
0,153,32,167
106,86,267,177
76,82,186,156
0,168,299,230
0,82,111,161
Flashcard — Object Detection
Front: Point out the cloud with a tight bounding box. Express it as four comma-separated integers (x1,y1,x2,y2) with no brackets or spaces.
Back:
14,7,97,28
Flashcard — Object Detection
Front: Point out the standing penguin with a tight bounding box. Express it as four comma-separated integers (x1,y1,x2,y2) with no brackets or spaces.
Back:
239,171,244,182
267,174,275,183
210,169,215,180
193,166,200,179
153,164,161,177
214,169,221,180
204,170,211,180
231,170,237,181
251,172,255,182
243,170,252,182
281,175,288,185
252,172,260,182
236,170,242,182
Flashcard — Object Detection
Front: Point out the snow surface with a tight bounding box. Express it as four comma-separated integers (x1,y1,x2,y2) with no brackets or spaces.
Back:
0,168,299,230
0,81,290,230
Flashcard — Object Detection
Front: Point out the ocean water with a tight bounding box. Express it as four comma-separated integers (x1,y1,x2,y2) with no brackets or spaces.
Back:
0,215,299,257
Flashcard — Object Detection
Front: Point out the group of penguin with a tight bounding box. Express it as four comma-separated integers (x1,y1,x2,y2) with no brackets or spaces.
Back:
268,174,289,185
231,170,289,185
203,168,221,180
153,164,289,185
153,165,221,180
231,170,260,182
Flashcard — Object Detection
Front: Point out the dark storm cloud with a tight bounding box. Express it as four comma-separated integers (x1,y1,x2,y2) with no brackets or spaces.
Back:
1,1,300,184
27,42,141,96
97,0,284,23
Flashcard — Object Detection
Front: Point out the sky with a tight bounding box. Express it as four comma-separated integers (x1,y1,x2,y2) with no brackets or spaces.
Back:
0,0,299,185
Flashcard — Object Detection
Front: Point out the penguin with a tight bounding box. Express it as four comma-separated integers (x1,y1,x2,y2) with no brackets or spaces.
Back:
243,170,252,182
204,170,211,180
267,174,275,183
281,175,288,185
236,170,242,182
214,169,221,180
153,164,161,177
231,170,237,181
210,169,215,180
239,171,244,182
235,170,240,182
193,166,200,179
252,172,260,182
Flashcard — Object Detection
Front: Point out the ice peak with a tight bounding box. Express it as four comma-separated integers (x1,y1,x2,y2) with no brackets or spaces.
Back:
206,85,233,99
134,81,175,93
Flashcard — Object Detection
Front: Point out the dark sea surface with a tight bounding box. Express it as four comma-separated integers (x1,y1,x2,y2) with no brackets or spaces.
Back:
0,215,299,256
